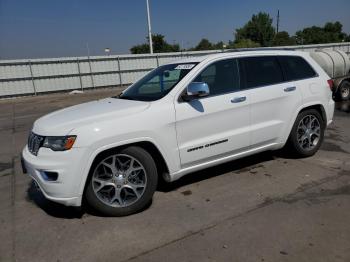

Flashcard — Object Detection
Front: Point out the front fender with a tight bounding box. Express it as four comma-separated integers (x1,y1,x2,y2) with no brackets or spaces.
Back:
77,136,177,197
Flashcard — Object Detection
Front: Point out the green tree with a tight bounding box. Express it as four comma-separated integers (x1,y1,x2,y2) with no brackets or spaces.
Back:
295,26,325,44
227,40,235,48
295,22,346,44
192,39,228,51
152,34,180,52
324,21,347,42
233,39,260,48
194,38,214,50
130,34,180,54
346,34,350,42
130,43,149,54
273,31,296,46
213,41,225,50
235,12,275,46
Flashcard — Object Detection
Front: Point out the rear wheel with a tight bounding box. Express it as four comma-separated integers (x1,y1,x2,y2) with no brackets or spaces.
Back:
85,146,158,216
286,109,325,157
336,80,350,101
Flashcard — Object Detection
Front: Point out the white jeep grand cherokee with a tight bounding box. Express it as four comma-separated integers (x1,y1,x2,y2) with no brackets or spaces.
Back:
22,50,335,216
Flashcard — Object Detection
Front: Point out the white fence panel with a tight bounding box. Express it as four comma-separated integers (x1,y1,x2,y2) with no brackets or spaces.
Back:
81,75,93,89
35,77,80,93
93,73,119,87
32,62,78,77
0,64,31,80
79,61,93,74
0,80,34,96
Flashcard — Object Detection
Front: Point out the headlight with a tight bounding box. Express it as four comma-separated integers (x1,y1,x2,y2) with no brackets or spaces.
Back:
42,136,76,151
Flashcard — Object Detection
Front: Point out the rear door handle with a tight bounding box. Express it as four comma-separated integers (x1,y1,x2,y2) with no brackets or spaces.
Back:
284,86,296,92
231,96,246,103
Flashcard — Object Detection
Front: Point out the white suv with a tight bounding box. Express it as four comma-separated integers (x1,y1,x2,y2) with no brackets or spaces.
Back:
22,50,335,216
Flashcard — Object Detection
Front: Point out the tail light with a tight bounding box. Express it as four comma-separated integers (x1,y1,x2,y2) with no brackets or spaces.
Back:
327,79,334,91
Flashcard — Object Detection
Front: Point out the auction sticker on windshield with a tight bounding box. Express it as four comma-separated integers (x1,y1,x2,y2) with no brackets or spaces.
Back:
175,64,196,70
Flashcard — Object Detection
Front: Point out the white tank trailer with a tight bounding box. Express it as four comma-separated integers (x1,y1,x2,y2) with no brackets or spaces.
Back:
309,49,350,101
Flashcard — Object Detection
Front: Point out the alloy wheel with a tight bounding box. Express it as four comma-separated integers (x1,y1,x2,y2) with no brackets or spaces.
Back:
92,154,147,207
297,115,321,151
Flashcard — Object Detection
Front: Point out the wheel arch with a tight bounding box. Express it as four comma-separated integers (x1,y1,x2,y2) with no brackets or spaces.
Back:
79,139,171,200
282,103,327,146
298,104,327,124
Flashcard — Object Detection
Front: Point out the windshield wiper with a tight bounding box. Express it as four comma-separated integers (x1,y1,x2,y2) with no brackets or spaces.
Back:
115,94,135,100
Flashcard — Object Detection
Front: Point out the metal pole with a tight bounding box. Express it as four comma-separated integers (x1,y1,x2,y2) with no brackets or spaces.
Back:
76,58,83,90
146,0,153,54
117,56,123,87
276,10,280,33
28,61,37,95
86,43,95,88
156,55,159,67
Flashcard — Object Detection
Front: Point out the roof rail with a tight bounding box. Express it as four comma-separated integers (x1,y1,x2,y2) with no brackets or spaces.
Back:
223,47,295,53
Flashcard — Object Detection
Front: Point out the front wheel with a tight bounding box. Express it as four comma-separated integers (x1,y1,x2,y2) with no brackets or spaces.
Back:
286,109,325,157
85,146,158,216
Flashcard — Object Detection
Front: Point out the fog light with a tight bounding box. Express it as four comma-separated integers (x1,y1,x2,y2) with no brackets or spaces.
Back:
40,171,58,181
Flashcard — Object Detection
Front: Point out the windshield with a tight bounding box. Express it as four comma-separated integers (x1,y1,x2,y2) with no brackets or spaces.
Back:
118,63,198,101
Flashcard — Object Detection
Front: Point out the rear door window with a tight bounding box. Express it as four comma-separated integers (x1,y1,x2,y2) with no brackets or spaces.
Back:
278,56,317,81
239,56,284,89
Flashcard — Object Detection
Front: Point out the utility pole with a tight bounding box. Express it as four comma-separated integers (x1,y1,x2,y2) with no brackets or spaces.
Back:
146,0,153,54
276,9,280,33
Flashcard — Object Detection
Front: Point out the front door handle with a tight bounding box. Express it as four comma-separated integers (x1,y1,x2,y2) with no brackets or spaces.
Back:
231,96,246,103
284,86,296,92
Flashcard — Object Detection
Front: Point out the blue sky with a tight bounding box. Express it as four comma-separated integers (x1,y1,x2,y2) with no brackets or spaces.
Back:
0,0,349,59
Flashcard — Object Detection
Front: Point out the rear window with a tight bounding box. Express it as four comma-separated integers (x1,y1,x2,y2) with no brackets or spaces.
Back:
239,56,284,89
278,56,317,81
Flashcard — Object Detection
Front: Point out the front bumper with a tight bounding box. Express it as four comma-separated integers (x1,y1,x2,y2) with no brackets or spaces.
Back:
22,145,89,206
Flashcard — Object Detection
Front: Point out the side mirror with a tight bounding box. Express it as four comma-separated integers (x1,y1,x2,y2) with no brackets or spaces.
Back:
183,82,210,101
163,71,170,78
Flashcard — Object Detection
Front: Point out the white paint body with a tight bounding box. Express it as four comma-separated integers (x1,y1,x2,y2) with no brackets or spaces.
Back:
22,50,335,206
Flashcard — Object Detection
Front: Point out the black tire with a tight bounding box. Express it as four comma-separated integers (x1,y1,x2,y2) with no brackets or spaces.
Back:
85,146,158,216
336,80,350,101
286,109,325,157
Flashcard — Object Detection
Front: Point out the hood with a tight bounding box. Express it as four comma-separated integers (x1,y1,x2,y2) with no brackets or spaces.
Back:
32,98,150,135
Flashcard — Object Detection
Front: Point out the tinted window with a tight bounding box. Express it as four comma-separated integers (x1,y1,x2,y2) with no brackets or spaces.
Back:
239,56,284,89
278,56,317,81
194,59,240,96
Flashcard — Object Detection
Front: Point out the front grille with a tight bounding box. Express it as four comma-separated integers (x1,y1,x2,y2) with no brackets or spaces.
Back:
28,132,44,156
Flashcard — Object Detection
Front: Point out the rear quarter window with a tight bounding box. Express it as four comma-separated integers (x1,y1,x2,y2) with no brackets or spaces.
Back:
239,56,284,89
278,56,317,81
